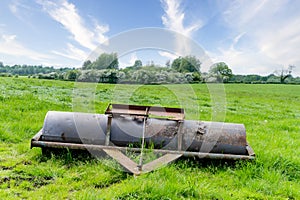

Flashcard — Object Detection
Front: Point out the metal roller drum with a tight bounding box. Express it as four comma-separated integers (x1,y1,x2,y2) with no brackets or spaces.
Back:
31,104,255,174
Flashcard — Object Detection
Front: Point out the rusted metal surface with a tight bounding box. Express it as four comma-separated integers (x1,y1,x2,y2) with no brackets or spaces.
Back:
105,103,185,121
36,111,248,155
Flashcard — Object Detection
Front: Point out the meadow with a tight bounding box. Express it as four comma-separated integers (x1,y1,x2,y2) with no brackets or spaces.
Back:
0,77,299,199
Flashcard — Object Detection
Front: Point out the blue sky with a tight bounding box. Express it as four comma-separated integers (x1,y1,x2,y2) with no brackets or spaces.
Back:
0,0,300,76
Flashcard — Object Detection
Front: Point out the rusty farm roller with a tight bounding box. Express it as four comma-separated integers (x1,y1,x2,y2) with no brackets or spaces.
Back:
31,104,255,175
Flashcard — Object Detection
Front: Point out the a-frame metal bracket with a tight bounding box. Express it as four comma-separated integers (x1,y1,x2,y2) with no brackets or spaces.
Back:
103,148,183,175
103,103,185,175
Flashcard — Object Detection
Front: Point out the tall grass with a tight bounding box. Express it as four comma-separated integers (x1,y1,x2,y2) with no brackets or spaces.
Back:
0,77,299,199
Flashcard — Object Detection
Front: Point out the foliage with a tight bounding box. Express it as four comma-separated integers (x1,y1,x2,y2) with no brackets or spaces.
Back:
82,52,119,70
228,73,300,84
64,70,81,81
82,60,92,69
208,62,233,82
120,65,201,84
38,72,58,80
133,60,143,68
0,64,71,75
1,59,299,84
171,55,201,73
77,69,121,83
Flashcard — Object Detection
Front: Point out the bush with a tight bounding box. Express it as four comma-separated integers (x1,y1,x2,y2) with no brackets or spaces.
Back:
0,73,9,77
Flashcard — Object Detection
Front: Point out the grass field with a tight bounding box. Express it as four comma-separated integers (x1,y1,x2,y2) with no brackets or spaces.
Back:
0,77,299,199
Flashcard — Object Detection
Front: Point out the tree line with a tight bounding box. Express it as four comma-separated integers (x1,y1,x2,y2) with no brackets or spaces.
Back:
0,62,71,77
0,53,299,84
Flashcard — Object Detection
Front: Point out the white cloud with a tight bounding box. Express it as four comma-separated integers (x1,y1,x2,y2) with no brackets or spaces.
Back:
37,0,109,51
0,33,84,67
213,0,300,76
52,43,88,61
161,0,202,55
161,0,202,36
0,34,50,61
119,52,138,68
9,3,18,14
158,51,177,60
9,0,34,24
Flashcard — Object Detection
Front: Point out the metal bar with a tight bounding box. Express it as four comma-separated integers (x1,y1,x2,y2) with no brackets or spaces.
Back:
30,129,43,149
142,153,182,173
31,140,255,160
177,121,183,151
102,149,140,175
246,144,255,156
138,107,148,170
105,115,112,145
31,129,43,141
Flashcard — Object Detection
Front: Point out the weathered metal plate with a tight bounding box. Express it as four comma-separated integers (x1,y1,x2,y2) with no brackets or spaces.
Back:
105,103,185,121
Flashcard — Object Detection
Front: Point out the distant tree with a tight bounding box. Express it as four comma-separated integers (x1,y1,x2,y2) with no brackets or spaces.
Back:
77,70,99,82
82,60,92,69
117,71,126,81
274,65,295,83
192,72,202,82
0,64,71,76
155,71,169,83
64,70,80,81
243,74,262,83
171,55,201,73
209,62,233,82
171,58,181,71
132,70,154,84
89,52,119,70
133,60,142,68
184,73,193,83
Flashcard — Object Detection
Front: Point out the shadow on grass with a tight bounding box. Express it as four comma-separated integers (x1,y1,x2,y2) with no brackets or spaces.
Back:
39,148,104,165
37,147,300,188
38,147,258,173
174,156,250,172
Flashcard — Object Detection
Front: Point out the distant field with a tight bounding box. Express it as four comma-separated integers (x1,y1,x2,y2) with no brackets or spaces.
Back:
0,77,299,199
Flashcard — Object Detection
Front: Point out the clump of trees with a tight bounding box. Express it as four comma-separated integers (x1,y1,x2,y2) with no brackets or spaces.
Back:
171,56,201,73
77,53,203,84
1,56,299,84
0,61,71,76
207,62,233,83
227,65,299,84
77,69,121,83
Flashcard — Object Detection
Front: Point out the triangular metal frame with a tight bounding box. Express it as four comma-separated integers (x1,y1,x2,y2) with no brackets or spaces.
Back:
103,104,185,175
103,148,182,175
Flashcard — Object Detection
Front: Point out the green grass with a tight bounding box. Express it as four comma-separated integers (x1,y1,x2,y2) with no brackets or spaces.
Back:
0,77,299,199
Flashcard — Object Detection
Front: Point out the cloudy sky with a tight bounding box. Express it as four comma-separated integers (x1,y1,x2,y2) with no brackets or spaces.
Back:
0,0,299,76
